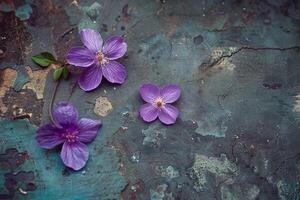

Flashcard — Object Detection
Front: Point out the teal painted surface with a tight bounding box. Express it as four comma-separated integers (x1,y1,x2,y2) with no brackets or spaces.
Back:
0,119,126,199
15,4,32,21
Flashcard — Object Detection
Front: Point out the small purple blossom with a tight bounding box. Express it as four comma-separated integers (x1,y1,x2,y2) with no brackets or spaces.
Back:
139,83,181,125
36,102,101,170
67,28,127,91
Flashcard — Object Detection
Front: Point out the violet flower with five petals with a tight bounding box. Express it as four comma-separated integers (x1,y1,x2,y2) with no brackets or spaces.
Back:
139,83,181,125
67,28,127,91
36,102,101,170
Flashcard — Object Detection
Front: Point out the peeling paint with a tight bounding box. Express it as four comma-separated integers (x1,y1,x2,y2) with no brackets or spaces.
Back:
78,2,102,31
293,95,300,112
15,4,33,21
276,180,300,200
22,66,50,99
142,124,167,146
221,183,260,200
93,96,113,117
190,154,238,191
211,47,239,60
0,68,17,114
215,58,236,71
2,88,43,125
155,165,180,180
150,184,168,200
201,47,238,72
195,111,230,138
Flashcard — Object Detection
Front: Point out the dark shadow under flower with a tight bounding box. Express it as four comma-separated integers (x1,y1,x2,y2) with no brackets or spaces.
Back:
36,102,102,170
139,83,181,125
67,28,127,91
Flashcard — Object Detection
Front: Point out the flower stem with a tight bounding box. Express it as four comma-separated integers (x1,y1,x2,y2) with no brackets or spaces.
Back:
49,79,60,125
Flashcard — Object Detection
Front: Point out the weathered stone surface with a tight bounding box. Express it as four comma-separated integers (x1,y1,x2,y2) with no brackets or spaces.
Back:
1,0,300,199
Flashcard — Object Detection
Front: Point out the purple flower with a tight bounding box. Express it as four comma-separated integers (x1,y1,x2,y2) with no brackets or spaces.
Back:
36,102,101,170
139,83,181,125
67,28,127,91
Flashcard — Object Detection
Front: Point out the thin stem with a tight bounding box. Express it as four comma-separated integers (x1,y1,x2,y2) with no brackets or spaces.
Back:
49,79,60,125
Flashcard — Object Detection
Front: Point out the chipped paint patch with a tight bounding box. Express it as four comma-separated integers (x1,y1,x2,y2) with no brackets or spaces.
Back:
93,96,113,117
292,95,300,112
155,165,180,180
190,154,238,191
2,88,43,125
210,47,238,71
195,111,230,138
215,58,236,71
202,47,238,72
22,66,50,99
211,47,239,60
276,180,300,200
142,124,167,146
15,4,33,21
0,68,17,114
150,184,168,200
221,183,260,200
78,2,102,31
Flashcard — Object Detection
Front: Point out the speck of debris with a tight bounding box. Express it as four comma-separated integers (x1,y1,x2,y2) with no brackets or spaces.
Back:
18,187,28,195
130,151,141,163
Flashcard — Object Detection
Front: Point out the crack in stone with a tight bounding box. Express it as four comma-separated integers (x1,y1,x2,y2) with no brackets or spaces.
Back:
202,46,300,70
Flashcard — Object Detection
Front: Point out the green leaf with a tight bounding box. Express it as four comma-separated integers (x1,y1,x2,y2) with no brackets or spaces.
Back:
63,66,69,79
31,52,56,67
53,68,63,81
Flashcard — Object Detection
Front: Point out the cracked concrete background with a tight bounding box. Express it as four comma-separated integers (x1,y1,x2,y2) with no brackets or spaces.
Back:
1,0,300,199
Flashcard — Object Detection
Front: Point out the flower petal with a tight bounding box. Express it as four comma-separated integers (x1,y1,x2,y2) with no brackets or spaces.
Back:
102,36,127,60
67,47,95,67
139,103,159,122
36,124,64,149
60,141,89,170
161,84,181,103
77,118,102,143
139,83,160,103
78,63,103,91
80,28,103,53
53,102,78,126
158,104,179,125
102,61,127,84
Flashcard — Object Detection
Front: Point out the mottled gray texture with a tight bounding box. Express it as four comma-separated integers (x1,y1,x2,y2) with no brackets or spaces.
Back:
1,0,300,199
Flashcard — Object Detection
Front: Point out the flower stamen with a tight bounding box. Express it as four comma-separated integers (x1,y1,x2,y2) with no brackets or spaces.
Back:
64,130,79,143
154,97,165,108
96,51,109,65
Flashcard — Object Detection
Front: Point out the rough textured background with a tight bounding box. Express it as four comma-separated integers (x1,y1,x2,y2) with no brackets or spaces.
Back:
1,0,300,199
